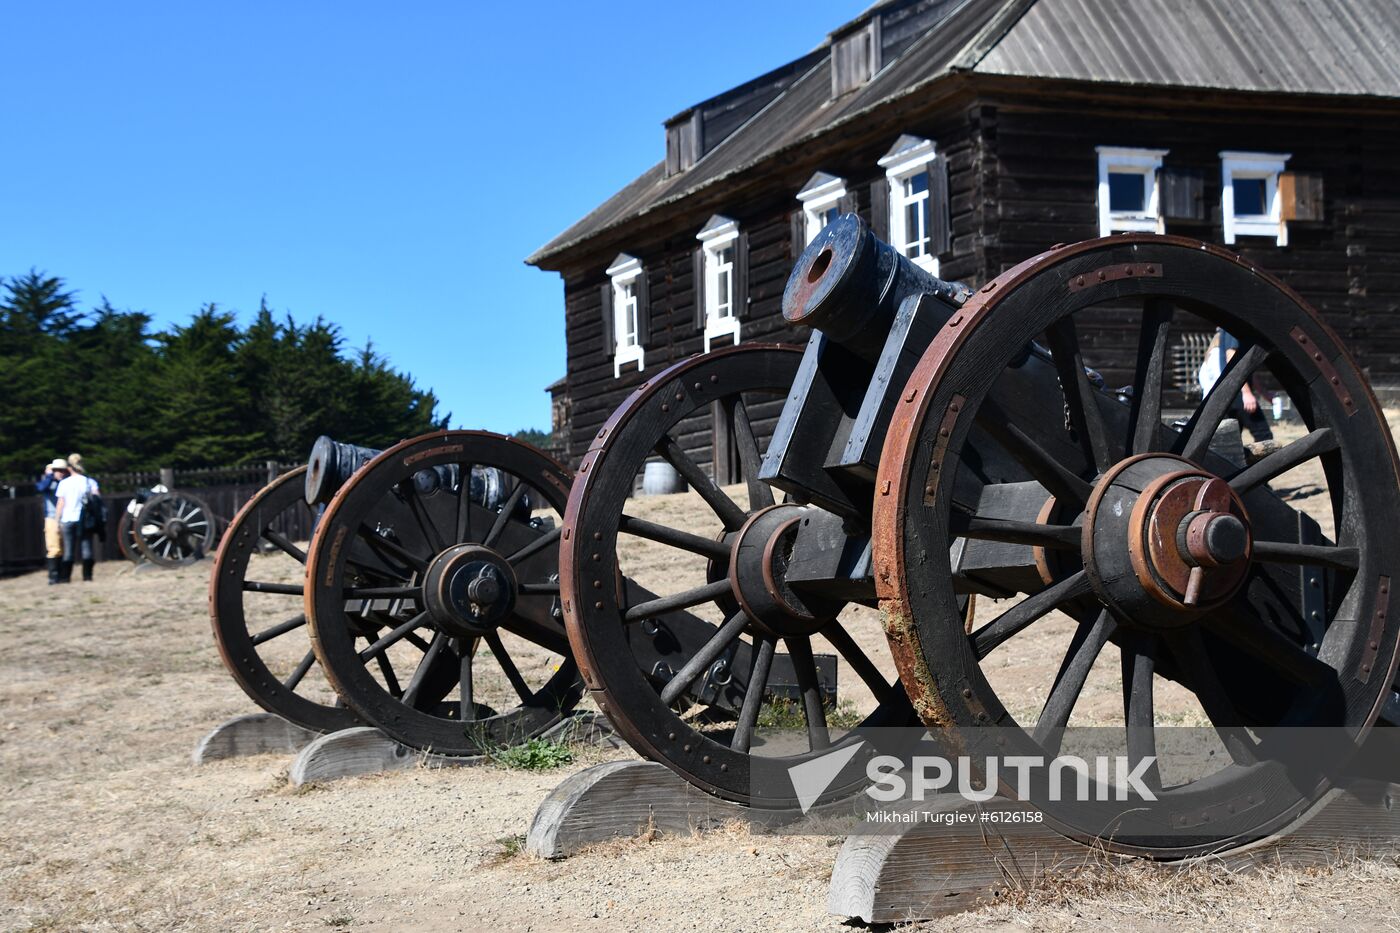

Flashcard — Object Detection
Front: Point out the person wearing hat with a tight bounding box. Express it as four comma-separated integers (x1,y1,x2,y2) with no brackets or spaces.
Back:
36,457,70,584
55,453,100,583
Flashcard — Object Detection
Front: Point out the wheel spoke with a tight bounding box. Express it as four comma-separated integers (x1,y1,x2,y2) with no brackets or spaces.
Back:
975,404,1094,508
659,611,749,705
821,621,897,704
622,578,734,624
1164,629,1258,765
1121,634,1162,792
732,635,777,752
1252,540,1359,571
506,525,562,565
1032,610,1115,753
283,649,317,691
1044,317,1116,471
455,463,473,544
250,613,307,646
731,397,774,510
376,653,402,698
261,529,307,564
357,525,429,572
970,571,1091,659
1178,343,1269,462
403,484,448,555
1208,598,1335,686
359,612,429,661
954,516,1081,550
619,514,731,561
656,433,748,531
485,481,530,549
785,636,830,751
402,631,450,709
1229,427,1338,495
342,585,423,600
456,638,474,718
243,580,303,596
484,630,533,704
1127,299,1174,456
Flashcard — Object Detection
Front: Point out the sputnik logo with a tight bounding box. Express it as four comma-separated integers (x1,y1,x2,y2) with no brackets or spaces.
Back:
787,740,865,814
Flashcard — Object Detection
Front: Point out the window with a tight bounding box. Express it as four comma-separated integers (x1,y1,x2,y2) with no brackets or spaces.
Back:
878,135,938,273
606,253,645,377
797,171,847,246
1095,147,1167,236
696,215,744,352
1220,151,1291,246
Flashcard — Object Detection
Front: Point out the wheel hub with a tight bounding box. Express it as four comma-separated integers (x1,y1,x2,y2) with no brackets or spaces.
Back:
728,505,840,637
422,544,518,637
1085,454,1253,629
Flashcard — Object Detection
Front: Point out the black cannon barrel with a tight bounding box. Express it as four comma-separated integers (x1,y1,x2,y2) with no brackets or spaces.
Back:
303,434,532,520
305,436,382,506
782,213,969,361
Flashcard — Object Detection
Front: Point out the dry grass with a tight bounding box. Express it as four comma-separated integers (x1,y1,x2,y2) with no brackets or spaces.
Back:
0,411,1396,931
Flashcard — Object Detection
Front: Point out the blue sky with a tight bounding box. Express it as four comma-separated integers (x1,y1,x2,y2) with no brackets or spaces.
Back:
1,2,859,433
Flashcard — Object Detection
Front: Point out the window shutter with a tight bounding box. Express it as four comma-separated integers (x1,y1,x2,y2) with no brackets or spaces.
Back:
789,209,805,259
693,247,706,331
635,269,651,345
735,231,750,319
838,191,858,215
1158,168,1205,222
1280,171,1324,222
869,179,890,240
927,154,951,257
598,283,615,357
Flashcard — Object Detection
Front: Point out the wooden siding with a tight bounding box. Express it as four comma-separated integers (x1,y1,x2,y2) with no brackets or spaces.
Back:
555,86,1400,474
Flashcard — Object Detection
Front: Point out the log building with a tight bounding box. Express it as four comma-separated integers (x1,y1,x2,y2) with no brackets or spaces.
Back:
527,0,1400,475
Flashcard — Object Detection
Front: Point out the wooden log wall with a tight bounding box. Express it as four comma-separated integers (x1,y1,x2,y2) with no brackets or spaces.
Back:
555,86,1400,471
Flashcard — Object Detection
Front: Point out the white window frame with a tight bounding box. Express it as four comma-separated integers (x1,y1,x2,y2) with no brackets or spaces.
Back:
797,174,847,246
697,219,741,353
1220,150,1291,246
606,254,645,377
1096,146,1167,237
878,137,938,275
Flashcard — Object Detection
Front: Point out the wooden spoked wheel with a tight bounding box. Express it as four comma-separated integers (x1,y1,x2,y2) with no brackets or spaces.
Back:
135,491,217,566
305,431,582,756
562,345,915,808
209,466,362,733
876,234,1400,857
116,508,142,563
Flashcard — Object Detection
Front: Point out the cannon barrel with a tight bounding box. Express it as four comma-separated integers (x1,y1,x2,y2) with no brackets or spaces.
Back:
305,436,381,506
304,434,531,519
783,213,968,362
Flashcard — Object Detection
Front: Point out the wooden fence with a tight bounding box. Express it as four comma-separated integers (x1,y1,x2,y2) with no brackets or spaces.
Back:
0,461,304,577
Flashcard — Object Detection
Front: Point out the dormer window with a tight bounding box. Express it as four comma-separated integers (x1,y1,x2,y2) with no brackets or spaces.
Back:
877,135,943,274
601,253,647,377
1220,151,1291,246
1096,147,1167,236
797,172,849,246
694,215,748,353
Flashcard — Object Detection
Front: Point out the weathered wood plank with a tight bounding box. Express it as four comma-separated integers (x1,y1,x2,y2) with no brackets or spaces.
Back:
191,712,320,764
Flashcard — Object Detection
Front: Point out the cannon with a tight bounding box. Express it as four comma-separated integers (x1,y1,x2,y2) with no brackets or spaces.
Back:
213,429,834,750
118,486,217,567
559,216,1400,855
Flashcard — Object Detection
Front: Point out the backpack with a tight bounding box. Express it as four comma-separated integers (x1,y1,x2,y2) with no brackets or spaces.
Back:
79,480,108,541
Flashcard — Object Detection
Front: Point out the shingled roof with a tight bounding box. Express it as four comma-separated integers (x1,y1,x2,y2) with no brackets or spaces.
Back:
527,0,1400,268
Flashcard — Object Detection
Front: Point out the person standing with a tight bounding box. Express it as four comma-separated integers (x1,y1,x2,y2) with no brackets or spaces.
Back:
1198,328,1275,444
55,453,100,583
36,457,69,584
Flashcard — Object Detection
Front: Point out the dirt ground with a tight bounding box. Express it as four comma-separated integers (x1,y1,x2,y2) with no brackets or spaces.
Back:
4,413,1400,932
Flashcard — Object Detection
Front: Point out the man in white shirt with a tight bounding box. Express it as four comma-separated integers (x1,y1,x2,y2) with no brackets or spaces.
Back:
54,454,100,583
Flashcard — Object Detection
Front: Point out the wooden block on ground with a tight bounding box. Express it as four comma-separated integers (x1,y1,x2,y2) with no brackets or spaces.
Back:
288,727,484,786
829,781,1400,924
540,710,623,748
192,712,320,764
527,760,755,859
